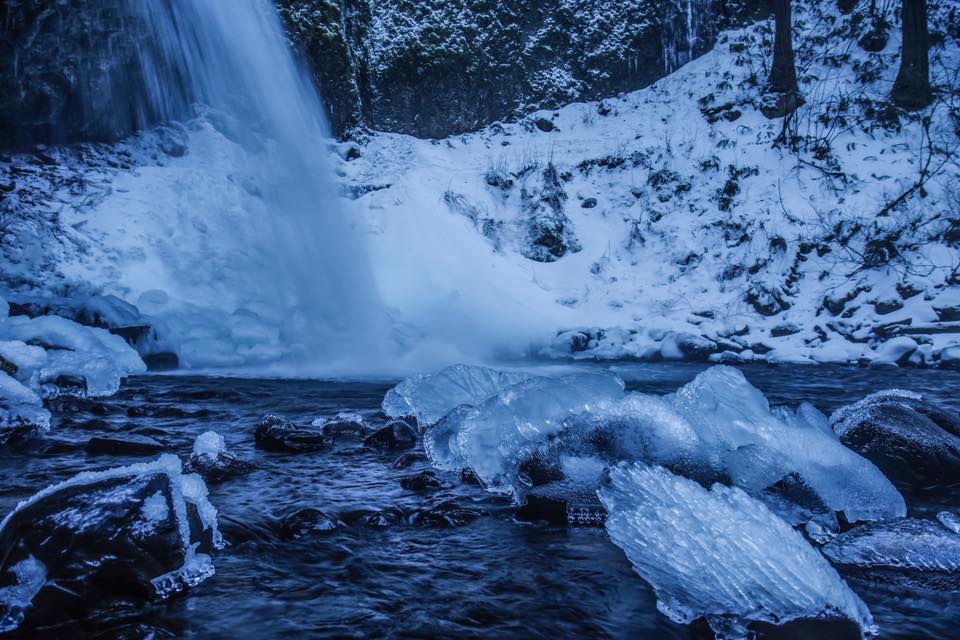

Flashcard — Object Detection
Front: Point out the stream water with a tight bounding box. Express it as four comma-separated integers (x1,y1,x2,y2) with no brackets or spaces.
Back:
3,362,960,639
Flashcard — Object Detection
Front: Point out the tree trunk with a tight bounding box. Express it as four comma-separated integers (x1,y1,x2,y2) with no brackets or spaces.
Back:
891,0,932,110
761,0,802,119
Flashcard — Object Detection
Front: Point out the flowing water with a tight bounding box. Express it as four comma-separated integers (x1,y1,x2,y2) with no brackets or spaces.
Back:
3,363,960,639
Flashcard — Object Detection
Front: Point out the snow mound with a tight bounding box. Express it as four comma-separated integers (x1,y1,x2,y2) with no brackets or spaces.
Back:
599,462,876,638
0,314,145,398
0,373,50,442
424,371,625,496
382,364,533,427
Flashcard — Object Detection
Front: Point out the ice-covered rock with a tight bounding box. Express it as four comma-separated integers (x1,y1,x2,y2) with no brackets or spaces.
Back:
599,462,876,638
663,367,905,523
185,430,255,482
822,519,960,590
831,390,960,490
382,364,533,427
0,372,50,444
937,511,960,534
254,414,332,453
424,372,625,496
0,454,222,633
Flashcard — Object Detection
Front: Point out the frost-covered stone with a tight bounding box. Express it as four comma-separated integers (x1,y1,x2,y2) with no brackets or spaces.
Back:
822,519,960,590
0,372,50,444
599,462,875,638
831,390,960,490
254,415,332,453
382,364,532,427
185,431,255,482
424,372,625,496
0,455,222,633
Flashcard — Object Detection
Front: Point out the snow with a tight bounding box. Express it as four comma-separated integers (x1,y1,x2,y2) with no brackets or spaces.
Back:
192,430,227,459
382,364,533,426
599,462,876,638
0,454,222,600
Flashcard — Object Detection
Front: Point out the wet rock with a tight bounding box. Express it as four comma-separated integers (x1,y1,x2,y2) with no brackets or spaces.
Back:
183,431,255,483
143,353,180,371
356,507,407,529
255,414,332,453
85,434,165,456
771,323,801,338
516,481,606,527
821,518,960,590
392,452,429,469
581,197,598,208
400,470,444,492
831,392,960,490
320,419,370,441
363,420,417,451
412,500,484,528
280,508,341,540
0,455,220,633
460,467,483,486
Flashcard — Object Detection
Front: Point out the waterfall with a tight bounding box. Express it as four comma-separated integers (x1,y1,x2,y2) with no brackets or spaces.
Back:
69,0,386,373
661,0,713,73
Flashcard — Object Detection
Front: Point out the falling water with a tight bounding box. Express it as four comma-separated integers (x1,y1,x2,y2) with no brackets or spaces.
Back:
79,0,386,372
662,0,713,73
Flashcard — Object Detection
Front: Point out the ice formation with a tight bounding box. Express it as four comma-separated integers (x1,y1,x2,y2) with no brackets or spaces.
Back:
424,372,625,495
663,367,905,522
0,373,50,440
422,365,903,522
938,511,960,535
822,519,960,589
382,364,533,427
193,430,228,459
599,462,876,638
0,313,145,398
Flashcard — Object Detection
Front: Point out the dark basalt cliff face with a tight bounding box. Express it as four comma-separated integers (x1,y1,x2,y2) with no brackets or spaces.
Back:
0,0,767,148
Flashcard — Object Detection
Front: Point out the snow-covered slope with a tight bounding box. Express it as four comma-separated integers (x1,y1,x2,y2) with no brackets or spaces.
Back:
1,0,959,373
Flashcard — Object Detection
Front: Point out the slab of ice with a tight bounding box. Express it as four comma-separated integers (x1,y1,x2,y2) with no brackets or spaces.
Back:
193,430,227,459
0,556,46,633
0,314,145,398
383,364,533,426
424,372,625,495
665,366,905,522
599,462,876,638
0,372,51,440
822,519,960,589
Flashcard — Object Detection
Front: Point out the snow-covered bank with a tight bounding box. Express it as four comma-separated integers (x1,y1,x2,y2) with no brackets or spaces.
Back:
1,0,959,373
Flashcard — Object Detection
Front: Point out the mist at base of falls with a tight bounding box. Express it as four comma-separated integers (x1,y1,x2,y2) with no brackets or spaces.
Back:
54,0,560,376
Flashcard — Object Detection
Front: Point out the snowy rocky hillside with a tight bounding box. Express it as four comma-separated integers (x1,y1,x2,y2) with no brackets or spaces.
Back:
338,0,960,368
1,0,959,372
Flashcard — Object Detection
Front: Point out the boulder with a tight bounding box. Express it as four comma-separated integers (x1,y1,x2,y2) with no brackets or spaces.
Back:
0,455,221,633
363,420,417,451
412,501,484,528
183,431,255,483
831,391,960,490
320,419,370,441
400,470,444,491
254,415,332,453
85,434,165,456
279,508,340,540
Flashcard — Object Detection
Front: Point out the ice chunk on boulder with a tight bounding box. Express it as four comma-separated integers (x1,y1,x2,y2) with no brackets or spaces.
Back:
0,454,222,633
830,390,960,490
822,518,960,590
185,431,255,482
424,372,625,496
383,364,533,427
665,366,904,522
0,372,50,443
599,462,876,638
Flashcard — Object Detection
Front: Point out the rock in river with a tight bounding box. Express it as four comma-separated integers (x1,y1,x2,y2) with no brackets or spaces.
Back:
255,414,332,453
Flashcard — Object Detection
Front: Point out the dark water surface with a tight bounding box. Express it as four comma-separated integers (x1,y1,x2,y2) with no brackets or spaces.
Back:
4,363,960,639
